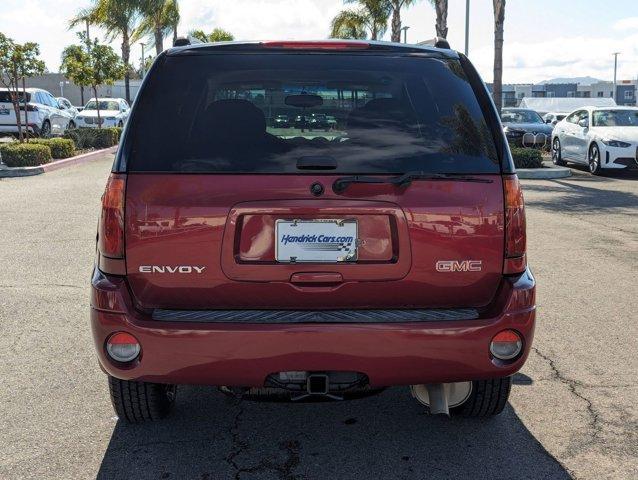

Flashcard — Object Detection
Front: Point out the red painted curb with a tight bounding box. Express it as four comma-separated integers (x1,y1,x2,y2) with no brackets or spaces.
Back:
42,146,118,172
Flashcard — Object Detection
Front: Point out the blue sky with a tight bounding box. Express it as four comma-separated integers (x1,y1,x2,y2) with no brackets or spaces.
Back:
2,0,637,83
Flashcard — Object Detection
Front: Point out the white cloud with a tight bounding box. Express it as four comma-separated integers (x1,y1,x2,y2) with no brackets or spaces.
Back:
613,16,638,31
470,34,638,84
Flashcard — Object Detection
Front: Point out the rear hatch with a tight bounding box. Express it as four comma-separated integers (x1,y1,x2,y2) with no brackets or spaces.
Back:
0,91,28,126
120,44,505,311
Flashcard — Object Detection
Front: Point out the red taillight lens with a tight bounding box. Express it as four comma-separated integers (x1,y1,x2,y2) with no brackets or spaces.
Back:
98,173,126,258
503,174,526,274
262,41,370,50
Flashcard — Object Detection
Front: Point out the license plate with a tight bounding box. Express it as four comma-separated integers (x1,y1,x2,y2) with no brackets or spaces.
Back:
276,219,357,263
0,106,9,115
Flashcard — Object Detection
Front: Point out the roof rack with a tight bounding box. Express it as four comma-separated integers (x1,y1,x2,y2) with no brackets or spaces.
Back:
173,35,202,47
417,37,451,49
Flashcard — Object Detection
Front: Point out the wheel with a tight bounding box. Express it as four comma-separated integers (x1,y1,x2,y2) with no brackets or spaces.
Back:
68,121,76,130
552,137,565,166
40,120,51,138
108,375,177,423
451,377,512,417
588,143,603,175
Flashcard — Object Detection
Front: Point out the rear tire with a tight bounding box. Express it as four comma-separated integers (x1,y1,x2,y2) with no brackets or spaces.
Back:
451,377,512,417
40,120,51,138
108,375,177,423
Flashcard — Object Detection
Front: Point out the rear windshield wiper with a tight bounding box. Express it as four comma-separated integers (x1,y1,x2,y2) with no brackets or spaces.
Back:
332,171,493,193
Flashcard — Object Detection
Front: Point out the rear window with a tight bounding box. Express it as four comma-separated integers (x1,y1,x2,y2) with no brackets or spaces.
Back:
126,52,498,174
0,91,31,103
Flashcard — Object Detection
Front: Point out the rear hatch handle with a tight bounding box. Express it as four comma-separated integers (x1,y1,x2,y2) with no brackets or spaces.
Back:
332,171,493,193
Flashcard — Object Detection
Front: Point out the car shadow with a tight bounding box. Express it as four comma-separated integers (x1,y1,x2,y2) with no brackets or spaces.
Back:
97,385,570,480
522,174,638,214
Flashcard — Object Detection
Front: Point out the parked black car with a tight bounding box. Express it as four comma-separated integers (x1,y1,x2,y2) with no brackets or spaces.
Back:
501,108,553,149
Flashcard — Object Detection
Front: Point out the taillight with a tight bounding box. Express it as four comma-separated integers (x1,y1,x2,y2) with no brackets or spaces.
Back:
19,104,38,112
503,174,526,275
98,173,126,259
261,40,370,50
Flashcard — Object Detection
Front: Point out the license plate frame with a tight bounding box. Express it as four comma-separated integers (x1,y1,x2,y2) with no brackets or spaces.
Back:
275,218,358,263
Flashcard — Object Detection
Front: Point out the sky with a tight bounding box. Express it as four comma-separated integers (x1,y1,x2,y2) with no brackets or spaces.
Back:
1,0,637,84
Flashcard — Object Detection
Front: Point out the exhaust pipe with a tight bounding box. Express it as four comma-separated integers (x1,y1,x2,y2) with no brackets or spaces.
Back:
425,384,449,415
411,381,472,416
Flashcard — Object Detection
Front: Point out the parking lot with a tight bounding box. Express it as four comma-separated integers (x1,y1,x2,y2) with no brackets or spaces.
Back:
0,155,636,480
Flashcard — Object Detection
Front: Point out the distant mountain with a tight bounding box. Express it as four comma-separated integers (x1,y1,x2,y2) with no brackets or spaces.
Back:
540,76,603,86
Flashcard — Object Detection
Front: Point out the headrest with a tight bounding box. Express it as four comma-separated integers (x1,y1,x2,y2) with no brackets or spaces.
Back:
204,99,266,141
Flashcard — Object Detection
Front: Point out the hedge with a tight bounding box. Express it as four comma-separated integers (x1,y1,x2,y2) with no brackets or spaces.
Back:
510,147,543,169
30,138,75,159
63,127,122,150
0,142,52,167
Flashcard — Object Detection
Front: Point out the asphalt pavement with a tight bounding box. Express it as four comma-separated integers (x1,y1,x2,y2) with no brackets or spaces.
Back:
0,156,636,479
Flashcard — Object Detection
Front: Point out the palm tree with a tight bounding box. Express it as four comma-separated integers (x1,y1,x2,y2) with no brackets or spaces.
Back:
429,0,448,38
330,0,390,41
135,0,180,55
492,0,506,112
70,0,142,103
389,0,418,43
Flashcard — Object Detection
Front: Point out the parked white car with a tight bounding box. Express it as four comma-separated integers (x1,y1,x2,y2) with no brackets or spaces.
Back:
0,88,74,137
75,98,130,128
543,112,567,127
57,97,80,120
552,107,638,174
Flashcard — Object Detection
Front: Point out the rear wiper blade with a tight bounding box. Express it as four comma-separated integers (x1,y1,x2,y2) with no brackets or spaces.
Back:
332,171,493,193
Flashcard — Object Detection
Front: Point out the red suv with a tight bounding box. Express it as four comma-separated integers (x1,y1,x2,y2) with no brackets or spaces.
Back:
91,40,534,422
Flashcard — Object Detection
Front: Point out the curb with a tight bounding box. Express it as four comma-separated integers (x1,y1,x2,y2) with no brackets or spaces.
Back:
0,146,117,178
516,166,571,179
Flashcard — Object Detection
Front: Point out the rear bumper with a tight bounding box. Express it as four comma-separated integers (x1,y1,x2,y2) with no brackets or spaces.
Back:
90,268,536,387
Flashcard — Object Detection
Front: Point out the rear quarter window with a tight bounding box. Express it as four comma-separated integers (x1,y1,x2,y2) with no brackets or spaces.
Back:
124,52,499,174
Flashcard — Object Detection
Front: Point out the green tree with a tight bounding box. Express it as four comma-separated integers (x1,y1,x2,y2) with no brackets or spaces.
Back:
61,33,126,128
189,28,234,43
18,43,46,141
429,0,448,38
0,34,45,142
330,0,390,40
70,0,142,103
135,0,180,55
492,0,506,112
389,0,419,43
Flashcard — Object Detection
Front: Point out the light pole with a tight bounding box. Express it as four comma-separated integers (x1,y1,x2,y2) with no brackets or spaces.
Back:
612,52,620,101
140,43,146,77
464,0,470,55
401,26,410,44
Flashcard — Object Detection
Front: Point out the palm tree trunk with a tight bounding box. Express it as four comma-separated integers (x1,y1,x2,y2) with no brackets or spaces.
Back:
492,0,506,113
122,29,131,104
154,25,163,55
391,4,402,43
435,0,448,38
173,23,178,46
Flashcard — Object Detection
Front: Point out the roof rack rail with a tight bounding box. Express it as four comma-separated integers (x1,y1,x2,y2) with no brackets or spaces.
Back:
417,37,451,49
173,35,202,47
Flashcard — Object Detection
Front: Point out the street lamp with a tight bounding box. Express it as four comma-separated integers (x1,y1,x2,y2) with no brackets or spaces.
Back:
140,42,146,78
464,0,470,55
612,52,620,101
401,26,410,44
